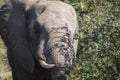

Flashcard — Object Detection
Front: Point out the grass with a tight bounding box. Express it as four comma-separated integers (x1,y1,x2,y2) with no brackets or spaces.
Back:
0,38,12,80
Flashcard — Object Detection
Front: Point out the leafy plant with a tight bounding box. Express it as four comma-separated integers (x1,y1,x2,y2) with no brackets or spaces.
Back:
65,0,120,80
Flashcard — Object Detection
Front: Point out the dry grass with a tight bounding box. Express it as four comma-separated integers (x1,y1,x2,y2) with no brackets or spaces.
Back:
0,38,12,80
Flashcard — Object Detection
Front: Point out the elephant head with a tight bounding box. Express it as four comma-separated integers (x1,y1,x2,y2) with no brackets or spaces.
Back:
27,1,78,79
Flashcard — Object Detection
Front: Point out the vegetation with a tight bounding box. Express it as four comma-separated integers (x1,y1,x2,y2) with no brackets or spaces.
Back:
65,0,120,80
0,0,120,80
0,38,12,80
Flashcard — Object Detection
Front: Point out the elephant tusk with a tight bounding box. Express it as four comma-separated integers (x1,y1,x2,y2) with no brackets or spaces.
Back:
39,60,55,69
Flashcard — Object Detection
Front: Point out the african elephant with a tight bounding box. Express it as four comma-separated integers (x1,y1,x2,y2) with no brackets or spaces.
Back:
0,0,78,80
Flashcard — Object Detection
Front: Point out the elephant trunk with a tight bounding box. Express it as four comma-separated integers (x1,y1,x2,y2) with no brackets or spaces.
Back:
46,26,75,68
45,26,74,80
50,67,69,80
37,33,74,69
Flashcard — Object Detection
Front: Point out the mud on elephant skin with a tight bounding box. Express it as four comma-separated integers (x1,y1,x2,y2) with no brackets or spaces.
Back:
0,0,78,80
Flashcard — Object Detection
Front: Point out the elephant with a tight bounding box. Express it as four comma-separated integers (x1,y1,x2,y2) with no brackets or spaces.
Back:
0,0,78,80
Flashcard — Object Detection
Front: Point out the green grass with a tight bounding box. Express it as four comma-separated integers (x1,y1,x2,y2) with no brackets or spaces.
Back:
0,0,4,7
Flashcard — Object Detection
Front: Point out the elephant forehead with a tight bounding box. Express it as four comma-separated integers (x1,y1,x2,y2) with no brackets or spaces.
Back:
37,17,75,33
35,1,75,25
37,11,67,25
49,26,74,35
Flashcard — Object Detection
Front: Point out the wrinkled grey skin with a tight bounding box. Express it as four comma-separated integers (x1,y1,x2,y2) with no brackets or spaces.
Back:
0,0,78,80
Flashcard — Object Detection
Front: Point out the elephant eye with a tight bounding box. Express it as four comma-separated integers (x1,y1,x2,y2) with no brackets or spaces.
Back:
33,21,40,34
29,29,39,40
34,26,40,34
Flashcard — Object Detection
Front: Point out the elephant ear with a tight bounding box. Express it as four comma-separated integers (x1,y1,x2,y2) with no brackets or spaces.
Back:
0,4,11,45
7,8,34,72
